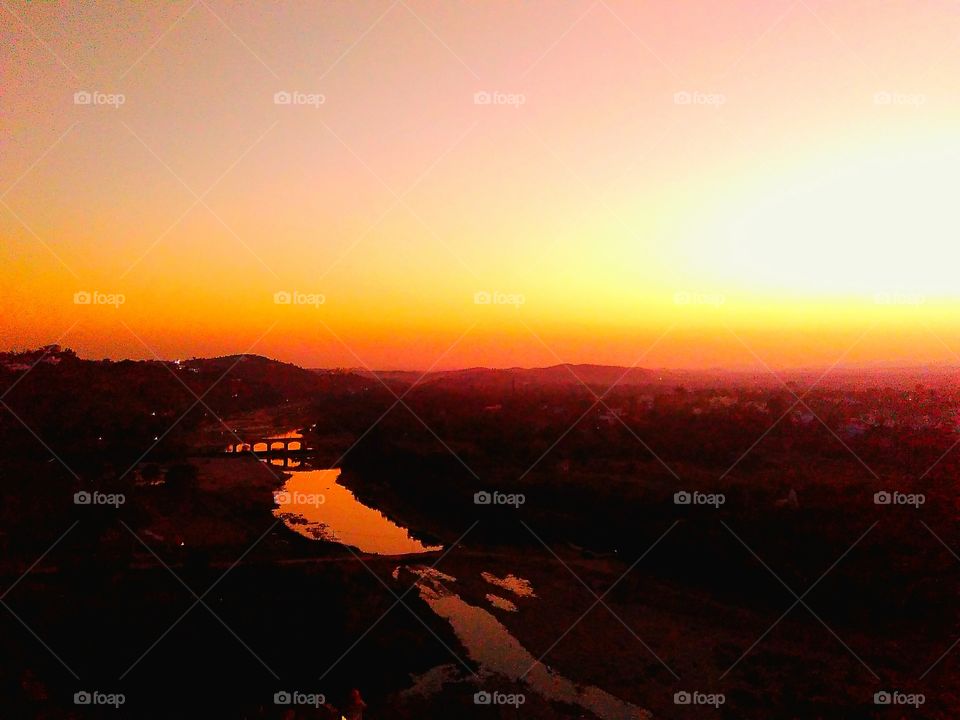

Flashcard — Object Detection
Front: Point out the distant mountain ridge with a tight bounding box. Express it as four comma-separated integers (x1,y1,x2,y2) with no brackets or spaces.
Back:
339,362,960,391
5,347,957,395
343,363,660,390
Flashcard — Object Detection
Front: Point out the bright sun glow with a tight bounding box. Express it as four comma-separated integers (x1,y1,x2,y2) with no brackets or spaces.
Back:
698,139,960,299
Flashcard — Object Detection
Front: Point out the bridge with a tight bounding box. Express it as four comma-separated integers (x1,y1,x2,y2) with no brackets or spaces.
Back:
225,436,308,455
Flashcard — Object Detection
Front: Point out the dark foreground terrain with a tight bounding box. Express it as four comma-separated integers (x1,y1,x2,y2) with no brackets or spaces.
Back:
0,347,957,717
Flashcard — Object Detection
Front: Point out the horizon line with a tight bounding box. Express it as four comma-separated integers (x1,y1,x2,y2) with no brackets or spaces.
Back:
4,345,958,376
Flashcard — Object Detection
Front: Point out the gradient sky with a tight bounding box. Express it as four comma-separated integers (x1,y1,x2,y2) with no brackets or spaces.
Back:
3,0,960,370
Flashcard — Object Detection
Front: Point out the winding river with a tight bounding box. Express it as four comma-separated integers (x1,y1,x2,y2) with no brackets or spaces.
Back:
273,468,441,555
264,435,648,719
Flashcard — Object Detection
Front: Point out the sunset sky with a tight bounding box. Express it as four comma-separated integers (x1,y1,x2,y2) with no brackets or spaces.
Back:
3,0,960,370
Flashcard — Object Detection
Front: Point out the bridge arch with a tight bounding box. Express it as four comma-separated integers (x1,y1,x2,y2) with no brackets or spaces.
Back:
226,436,307,455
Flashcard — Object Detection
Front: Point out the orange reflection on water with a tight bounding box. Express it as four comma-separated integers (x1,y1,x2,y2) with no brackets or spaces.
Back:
274,469,441,555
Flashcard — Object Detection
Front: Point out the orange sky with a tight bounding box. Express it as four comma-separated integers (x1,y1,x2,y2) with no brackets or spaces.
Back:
3,1,960,370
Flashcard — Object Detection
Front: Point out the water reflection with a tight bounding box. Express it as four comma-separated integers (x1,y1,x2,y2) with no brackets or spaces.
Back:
274,469,441,555
270,458,301,468
481,571,537,598
485,594,518,612
398,566,651,720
